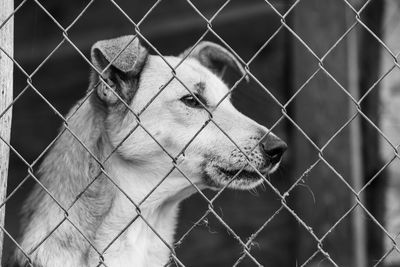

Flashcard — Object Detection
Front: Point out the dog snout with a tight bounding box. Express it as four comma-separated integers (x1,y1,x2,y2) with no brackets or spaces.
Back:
259,135,287,165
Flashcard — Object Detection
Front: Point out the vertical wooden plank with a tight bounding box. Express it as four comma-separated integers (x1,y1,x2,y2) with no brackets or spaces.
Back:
357,1,385,265
345,5,366,267
291,0,353,265
0,0,14,262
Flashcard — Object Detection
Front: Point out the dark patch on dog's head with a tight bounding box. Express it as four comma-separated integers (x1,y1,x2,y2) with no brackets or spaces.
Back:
194,82,206,93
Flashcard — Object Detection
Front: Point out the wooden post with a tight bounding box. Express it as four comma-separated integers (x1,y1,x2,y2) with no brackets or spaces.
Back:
357,1,385,265
0,0,14,262
291,0,354,265
345,6,366,267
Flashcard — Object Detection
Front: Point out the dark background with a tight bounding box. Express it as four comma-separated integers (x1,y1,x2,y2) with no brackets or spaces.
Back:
3,0,388,266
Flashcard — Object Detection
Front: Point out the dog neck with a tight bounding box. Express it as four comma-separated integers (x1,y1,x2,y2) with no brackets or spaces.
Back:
90,155,199,266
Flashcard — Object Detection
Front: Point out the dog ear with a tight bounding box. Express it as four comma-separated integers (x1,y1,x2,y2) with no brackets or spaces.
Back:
90,35,148,105
180,41,248,82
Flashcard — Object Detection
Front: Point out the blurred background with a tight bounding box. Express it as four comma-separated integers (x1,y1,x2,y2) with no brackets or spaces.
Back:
3,0,400,266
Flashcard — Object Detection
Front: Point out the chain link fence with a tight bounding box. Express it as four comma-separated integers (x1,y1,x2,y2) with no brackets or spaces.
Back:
0,0,399,266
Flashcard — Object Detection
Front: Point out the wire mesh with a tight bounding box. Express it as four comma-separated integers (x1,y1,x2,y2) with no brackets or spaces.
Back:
0,0,399,266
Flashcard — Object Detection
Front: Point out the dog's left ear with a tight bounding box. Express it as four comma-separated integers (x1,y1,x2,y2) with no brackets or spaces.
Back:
180,41,248,82
90,35,148,105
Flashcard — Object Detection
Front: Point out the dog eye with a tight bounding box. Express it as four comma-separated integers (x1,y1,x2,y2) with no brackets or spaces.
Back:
180,94,206,109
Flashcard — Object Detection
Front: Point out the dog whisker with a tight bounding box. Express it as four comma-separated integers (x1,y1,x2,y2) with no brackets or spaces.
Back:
297,183,316,204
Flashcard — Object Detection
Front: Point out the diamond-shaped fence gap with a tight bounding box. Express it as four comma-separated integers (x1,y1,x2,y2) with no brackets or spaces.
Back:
285,160,356,238
287,33,324,98
286,0,354,61
141,5,204,46
319,29,364,94
65,0,142,56
209,185,282,240
246,25,287,79
13,0,65,72
21,42,90,116
232,31,289,120
180,0,272,66
305,204,361,267
232,207,298,267
288,70,358,148
31,0,93,29
88,0,155,28
8,88,63,163
175,207,235,266
178,204,256,267
205,0,284,59
137,3,212,56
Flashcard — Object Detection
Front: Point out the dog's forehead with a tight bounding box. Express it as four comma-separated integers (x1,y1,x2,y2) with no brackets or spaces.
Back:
141,55,228,98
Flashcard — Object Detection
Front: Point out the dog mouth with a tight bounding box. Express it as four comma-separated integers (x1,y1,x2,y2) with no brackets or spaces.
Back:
203,162,280,190
216,167,265,182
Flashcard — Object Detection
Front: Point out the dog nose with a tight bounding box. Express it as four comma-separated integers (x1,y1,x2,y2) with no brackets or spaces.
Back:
260,135,287,165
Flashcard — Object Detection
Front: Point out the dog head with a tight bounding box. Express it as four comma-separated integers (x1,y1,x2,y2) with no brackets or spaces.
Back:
90,35,286,196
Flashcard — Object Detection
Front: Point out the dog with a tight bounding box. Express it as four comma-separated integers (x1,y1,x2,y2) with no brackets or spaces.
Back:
10,35,287,267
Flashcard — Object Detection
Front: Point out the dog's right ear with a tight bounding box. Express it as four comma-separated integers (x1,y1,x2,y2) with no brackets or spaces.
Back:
90,35,148,105
180,41,248,82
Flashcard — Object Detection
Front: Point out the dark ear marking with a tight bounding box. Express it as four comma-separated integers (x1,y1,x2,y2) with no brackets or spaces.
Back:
180,41,248,82
90,35,148,106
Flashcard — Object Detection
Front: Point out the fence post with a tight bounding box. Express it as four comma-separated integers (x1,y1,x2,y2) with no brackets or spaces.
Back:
345,5,366,267
357,1,385,265
0,0,14,262
291,0,354,265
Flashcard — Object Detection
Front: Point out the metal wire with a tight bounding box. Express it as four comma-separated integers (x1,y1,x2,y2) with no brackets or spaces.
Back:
0,0,399,266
